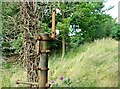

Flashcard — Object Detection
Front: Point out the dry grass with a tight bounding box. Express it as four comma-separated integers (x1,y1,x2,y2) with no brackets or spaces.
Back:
49,38,118,87
0,38,118,87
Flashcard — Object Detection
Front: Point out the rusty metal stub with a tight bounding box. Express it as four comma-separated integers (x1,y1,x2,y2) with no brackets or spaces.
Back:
16,80,39,86
37,35,42,40
37,33,52,41
36,67,49,71
45,83,51,88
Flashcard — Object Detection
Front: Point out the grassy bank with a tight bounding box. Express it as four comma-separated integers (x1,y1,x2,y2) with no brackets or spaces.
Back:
0,38,118,87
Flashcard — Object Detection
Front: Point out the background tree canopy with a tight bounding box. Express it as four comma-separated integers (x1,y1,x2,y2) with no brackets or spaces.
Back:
1,1,119,58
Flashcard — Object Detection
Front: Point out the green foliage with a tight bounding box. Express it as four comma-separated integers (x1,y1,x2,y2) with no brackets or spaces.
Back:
70,2,106,41
2,2,19,17
56,18,71,36
111,29,120,41
110,23,120,41
40,22,51,34
2,62,12,69
11,33,23,54
2,2,21,57
2,31,23,57
1,2,119,57
2,42,15,57
62,77,72,87
51,77,73,87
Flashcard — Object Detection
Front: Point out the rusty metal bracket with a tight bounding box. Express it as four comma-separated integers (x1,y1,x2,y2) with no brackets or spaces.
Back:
36,67,49,71
16,80,39,86
16,80,51,88
37,35,42,41
37,35,52,41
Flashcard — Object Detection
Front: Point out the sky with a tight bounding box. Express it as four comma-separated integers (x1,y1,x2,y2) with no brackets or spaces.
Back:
104,0,119,22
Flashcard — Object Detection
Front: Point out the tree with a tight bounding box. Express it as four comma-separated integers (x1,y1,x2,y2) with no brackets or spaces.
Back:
1,2,21,57
56,2,76,59
2,1,118,60
57,18,71,58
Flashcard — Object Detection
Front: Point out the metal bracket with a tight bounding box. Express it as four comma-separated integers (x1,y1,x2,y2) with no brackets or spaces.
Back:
36,67,49,71
16,80,39,86
37,35,52,41
16,80,51,88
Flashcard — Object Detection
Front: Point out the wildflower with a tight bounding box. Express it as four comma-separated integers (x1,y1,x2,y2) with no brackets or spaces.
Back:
51,80,55,83
59,75,63,80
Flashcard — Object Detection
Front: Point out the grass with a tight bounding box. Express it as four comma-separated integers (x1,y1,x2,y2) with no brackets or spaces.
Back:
0,38,118,87
0,63,27,88
49,38,118,87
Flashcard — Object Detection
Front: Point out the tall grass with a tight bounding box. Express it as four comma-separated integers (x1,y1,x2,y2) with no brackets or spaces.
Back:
0,38,118,87
0,63,27,88
49,38,118,87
